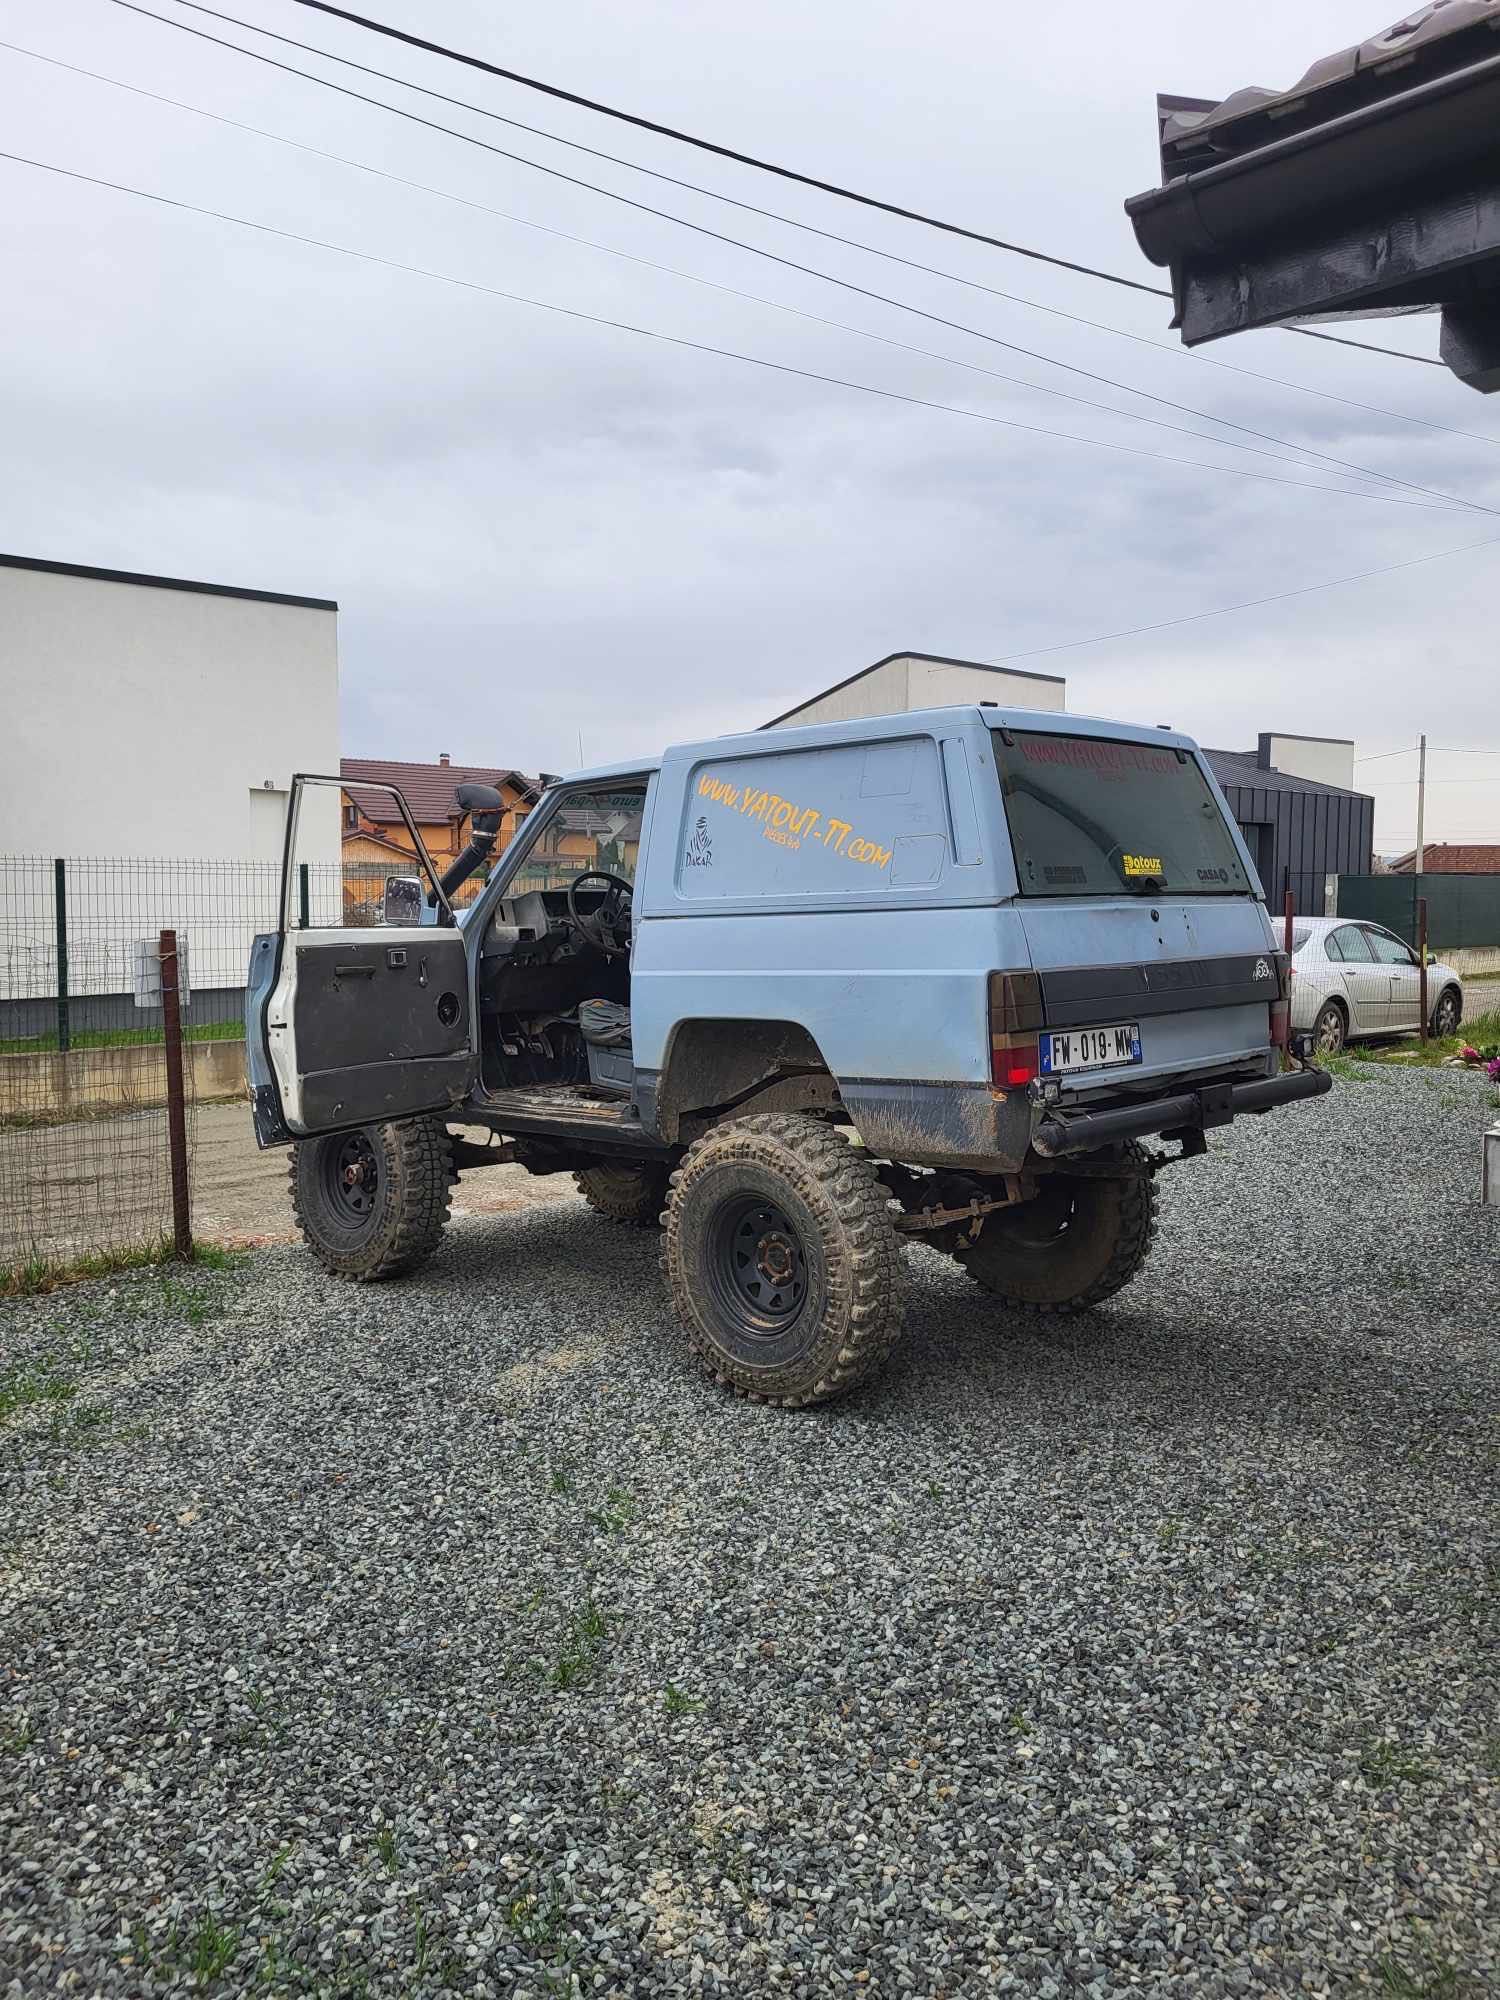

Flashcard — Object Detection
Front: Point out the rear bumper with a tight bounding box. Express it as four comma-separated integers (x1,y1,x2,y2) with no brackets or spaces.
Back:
1032,1065,1331,1158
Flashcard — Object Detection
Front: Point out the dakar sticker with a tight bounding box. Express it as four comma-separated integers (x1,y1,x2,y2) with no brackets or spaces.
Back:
1122,853,1164,878
683,816,713,868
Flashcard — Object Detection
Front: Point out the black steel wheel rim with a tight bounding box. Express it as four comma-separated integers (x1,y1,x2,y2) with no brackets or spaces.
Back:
324,1129,381,1227
709,1194,808,1337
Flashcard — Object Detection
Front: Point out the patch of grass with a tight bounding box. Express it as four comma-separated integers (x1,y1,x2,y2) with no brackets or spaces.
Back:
1360,1737,1435,1786
375,1825,399,1875
662,1685,702,1716
1315,1050,1376,1082
1356,1004,1500,1072
0,1354,77,1426
548,1467,571,1497
187,1913,242,1986
0,1239,236,1299
1375,1933,1477,1997
551,1601,607,1692
0,1018,243,1054
504,1877,570,1950
0,1712,37,1755
1006,1710,1032,1735
587,1487,636,1534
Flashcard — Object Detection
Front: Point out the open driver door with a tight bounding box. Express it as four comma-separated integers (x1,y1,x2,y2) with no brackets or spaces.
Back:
246,774,487,1147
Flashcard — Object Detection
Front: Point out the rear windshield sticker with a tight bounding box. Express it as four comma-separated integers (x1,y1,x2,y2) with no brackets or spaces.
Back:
1122,853,1164,878
1044,864,1087,885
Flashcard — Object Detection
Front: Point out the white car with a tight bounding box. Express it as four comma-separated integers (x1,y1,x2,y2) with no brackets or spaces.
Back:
1286,914,1464,1055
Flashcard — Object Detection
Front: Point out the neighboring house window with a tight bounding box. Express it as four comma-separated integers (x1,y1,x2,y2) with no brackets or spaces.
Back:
344,803,358,828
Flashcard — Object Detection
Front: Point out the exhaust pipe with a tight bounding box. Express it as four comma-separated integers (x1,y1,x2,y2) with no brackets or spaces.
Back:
438,782,505,899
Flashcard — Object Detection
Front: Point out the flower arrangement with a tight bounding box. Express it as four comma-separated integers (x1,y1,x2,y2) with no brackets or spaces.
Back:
1459,1042,1500,1084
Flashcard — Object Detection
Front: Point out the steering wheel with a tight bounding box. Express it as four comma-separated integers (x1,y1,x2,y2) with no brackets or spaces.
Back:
565,870,634,958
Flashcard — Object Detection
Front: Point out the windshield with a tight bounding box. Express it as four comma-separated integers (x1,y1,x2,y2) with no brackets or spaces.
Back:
992,731,1251,898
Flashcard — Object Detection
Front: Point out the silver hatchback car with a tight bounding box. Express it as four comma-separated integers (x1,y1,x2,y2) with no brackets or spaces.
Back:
1288,914,1464,1054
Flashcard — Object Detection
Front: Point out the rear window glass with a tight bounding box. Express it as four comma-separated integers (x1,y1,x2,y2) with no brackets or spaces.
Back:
991,731,1250,898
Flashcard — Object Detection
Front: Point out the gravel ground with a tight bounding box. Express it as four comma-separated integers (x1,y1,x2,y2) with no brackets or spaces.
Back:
2,1066,1497,1999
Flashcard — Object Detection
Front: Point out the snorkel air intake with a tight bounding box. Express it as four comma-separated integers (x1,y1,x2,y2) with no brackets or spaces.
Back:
439,782,505,898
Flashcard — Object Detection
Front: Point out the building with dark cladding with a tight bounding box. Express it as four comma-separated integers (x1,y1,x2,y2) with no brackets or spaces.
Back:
1203,737,1375,917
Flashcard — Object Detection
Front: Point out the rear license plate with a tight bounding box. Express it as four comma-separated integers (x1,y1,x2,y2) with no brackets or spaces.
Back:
1040,1023,1142,1075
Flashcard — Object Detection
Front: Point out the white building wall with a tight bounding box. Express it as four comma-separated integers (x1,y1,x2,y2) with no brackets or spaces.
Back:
769,655,1065,728
905,657,1065,715
0,561,340,999
1,562,340,858
1260,732,1355,791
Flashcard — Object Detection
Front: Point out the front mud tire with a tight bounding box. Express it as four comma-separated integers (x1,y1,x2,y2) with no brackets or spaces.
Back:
574,1161,669,1227
955,1142,1158,1313
661,1112,902,1408
289,1117,453,1281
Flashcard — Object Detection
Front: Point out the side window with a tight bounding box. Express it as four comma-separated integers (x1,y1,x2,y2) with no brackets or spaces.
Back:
677,737,949,900
1364,927,1413,966
1328,925,1374,964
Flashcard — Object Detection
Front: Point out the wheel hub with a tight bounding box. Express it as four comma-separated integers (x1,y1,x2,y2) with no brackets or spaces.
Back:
713,1196,808,1332
326,1130,380,1221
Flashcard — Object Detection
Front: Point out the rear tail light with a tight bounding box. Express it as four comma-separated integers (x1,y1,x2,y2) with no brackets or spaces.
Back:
989,971,1043,1091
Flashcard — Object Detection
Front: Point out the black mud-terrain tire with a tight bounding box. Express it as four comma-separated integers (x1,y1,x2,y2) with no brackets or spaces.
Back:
661,1113,902,1408
289,1117,452,1281
955,1142,1158,1313
574,1161,670,1227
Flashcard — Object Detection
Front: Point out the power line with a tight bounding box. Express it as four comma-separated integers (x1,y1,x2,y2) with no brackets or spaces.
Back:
0,146,1466,516
104,3,1490,516
1354,745,1419,764
142,2,1493,445
283,0,1447,369
4,37,1430,491
14,39,1472,504
975,533,1500,669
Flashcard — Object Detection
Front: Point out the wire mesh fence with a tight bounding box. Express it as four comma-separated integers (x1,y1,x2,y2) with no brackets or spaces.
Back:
0,846,604,1284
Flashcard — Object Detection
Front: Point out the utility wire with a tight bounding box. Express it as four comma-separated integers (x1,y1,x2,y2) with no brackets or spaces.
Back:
0,147,1463,514
104,2,1491,516
283,0,1445,367
1354,745,1418,764
6,38,1446,496
975,533,1500,668
138,0,1491,443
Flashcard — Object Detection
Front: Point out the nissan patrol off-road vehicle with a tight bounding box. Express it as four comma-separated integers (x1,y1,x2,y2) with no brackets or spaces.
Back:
246,707,1328,1407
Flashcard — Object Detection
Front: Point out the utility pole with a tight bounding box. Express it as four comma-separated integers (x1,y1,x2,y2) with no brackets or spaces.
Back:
1415,733,1427,876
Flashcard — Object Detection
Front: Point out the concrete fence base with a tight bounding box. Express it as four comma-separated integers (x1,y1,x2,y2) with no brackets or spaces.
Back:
1450,947,1500,980
0,1038,247,1122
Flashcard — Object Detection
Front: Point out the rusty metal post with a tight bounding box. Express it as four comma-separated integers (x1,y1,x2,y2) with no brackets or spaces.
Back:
1417,896,1430,1046
158,928,192,1260
1283,888,1294,958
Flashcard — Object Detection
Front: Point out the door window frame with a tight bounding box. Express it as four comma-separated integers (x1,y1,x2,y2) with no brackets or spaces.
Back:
282,773,454,929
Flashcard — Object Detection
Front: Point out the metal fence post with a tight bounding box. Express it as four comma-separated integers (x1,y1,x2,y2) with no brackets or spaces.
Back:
53,857,70,1052
298,862,310,930
158,928,193,1260
1417,896,1429,1046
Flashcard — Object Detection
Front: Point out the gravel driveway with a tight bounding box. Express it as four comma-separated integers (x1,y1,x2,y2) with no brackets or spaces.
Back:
3,1067,1497,1998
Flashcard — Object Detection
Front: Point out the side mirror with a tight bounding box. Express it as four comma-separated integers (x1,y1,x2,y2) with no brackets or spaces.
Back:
383,875,423,927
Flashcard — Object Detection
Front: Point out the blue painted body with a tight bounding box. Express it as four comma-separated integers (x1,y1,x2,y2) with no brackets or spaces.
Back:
253,705,1282,1168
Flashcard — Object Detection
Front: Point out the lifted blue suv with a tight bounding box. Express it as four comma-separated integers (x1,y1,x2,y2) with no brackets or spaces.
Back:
247,706,1328,1406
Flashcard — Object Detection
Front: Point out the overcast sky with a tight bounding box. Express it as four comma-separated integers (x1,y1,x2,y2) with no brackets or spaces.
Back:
5,0,1499,850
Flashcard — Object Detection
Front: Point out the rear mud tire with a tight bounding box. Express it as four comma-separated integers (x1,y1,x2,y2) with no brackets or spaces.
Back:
955,1142,1158,1313
289,1117,453,1281
662,1113,902,1408
574,1161,669,1228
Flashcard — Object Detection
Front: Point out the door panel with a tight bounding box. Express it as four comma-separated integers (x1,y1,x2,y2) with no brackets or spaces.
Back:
271,930,472,1136
1364,927,1421,1031
1326,923,1386,1033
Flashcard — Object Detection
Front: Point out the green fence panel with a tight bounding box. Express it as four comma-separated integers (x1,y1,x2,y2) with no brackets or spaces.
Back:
1337,874,1500,950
